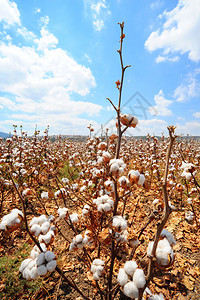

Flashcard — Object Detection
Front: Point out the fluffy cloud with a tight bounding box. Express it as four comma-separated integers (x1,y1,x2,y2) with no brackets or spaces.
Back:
175,121,200,136
148,90,172,116
0,1,102,135
0,0,20,25
173,69,200,102
145,0,200,62
193,112,200,118
84,0,110,31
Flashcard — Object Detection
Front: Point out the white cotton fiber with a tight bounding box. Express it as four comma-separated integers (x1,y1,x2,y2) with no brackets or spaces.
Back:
26,259,36,270
41,221,50,234
69,213,79,223
138,174,145,186
46,260,57,272
30,224,41,236
36,253,46,266
33,243,47,253
74,234,83,244
29,217,39,227
117,268,129,286
19,258,32,272
147,242,154,257
124,260,138,276
38,214,47,225
93,272,100,280
103,203,111,212
161,229,176,246
92,259,105,266
37,265,47,276
23,268,31,280
96,265,104,276
132,268,146,288
30,249,39,259
149,294,165,300
123,281,139,299
45,251,55,262
30,267,39,279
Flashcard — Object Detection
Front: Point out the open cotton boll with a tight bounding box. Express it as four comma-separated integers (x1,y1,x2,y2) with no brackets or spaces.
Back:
161,229,176,246
69,242,76,251
41,221,50,234
36,253,46,266
112,216,127,231
19,258,33,273
31,224,41,236
96,265,104,276
132,268,146,289
124,260,138,277
123,281,139,299
74,234,83,244
110,163,119,173
138,174,145,186
149,293,165,300
102,203,111,212
23,268,31,280
117,268,129,286
46,260,57,272
37,265,47,276
185,211,194,221
39,230,54,244
69,213,79,223
57,207,68,219
45,251,55,262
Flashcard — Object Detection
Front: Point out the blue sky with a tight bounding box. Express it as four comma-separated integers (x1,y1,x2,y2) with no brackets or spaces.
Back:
0,0,200,136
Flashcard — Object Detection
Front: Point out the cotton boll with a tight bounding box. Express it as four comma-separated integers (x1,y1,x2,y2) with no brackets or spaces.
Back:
147,242,154,257
93,272,100,280
30,224,41,236
91,265,97,274
45,251,55,262
46,260,57,272
124,260,138,276
96,265,104,276
93,259,105,266
29,217,39,227
0,224,6,230
30,267,39,279
149,293,165,300
41,221,50,234
23,268,31,280
161,229,176,246
26,260,36,270
97,203,104,212
36,253,46,266
58,207,68,219
75,234,83,244
37,265,47,276
69,213,79,223
138,174,145,186
117,268,129,286
30,249,40,260
132,268,146,289
103,203,111,212
39,230,54,244
69,242,76,251
110,163,119,174
19,258,33,273
123,281,139,299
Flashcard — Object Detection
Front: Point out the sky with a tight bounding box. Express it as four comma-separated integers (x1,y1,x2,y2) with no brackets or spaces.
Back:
0,0,200,137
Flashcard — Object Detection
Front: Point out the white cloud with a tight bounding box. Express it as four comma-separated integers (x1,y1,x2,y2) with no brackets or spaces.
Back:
0,3,102,135
193,112,200,118
84,0,110,31
145,0,200,62
149,90,173,116
0,0,20,25
173,69,200,102
155,55,179,63
93,19,104,31
175,121,200,136
35,28,58,51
